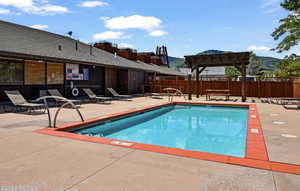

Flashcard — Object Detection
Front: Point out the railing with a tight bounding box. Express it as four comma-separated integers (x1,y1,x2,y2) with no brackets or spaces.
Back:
163,88,187,102
36,96,84,128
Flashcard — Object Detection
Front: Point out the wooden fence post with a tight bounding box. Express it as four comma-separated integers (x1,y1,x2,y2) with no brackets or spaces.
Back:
241,62,247,102
176,76,178,90
200,76,203,95
258,78,261,98
293,78,300,98
188,74,192,100
228,77,230,92
196,67,200,98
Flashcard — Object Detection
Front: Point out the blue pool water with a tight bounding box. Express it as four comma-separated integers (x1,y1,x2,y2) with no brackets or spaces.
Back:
73,105,249,157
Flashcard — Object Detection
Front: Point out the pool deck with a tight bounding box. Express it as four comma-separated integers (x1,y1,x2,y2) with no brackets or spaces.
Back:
0,96,299,191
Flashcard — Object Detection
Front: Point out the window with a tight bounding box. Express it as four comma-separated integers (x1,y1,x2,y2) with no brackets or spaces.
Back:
24,60,46,85
0,60,23,85
47,62,64,84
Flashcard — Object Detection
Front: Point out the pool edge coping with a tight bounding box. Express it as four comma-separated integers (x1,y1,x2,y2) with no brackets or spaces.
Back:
34,101,300,175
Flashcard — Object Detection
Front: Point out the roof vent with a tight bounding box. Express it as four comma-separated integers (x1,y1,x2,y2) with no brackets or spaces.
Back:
75,41,78,51
58,45,62,51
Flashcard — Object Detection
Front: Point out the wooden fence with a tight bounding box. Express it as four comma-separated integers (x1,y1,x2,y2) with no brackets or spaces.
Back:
146,78,300,98
294,78,300,98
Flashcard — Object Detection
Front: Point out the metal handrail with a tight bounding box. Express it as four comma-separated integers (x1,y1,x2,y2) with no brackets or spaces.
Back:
36,96,84,128
163,88,187,102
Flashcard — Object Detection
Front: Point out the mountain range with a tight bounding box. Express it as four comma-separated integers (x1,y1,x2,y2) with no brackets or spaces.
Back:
168,50,281,73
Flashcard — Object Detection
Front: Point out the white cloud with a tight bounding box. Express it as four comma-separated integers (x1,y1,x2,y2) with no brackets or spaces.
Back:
100,16,110,21
93,31,131,40
0,7,10,14
28,5,69,14
0,0,69,15
104,14,162,31
118,43,134,49
149,30,168,37
261,0,280,8
79,1,109,7
30,24,48,30
261,0,281,13
0,0,33,8
248,45,271,51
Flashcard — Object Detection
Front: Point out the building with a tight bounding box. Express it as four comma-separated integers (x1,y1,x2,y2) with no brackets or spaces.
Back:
179,67,226,80
0,20,183,101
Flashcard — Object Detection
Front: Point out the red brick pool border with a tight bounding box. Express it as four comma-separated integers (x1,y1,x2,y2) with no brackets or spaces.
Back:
35,102,300,175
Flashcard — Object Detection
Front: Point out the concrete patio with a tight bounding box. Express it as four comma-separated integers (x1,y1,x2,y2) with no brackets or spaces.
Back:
0,96,299,191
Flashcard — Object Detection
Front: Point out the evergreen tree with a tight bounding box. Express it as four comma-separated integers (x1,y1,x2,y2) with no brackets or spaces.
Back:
272,0,300,52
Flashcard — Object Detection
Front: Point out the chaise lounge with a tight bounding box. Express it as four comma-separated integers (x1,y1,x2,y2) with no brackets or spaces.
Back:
281,99,300,109
47,89,82,105
83,88,112,103
107,88,132,99
4,90,45,113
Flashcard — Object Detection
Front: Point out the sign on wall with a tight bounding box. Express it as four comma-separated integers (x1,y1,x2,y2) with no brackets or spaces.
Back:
83,68,89,81
66,64,83,80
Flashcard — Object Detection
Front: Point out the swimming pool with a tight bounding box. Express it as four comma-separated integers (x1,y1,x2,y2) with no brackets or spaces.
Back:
72,104,248,157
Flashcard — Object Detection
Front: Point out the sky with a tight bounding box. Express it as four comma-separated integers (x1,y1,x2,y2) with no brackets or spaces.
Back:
0,0,299,58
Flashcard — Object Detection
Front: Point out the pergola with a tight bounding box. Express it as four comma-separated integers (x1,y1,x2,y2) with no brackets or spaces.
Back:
184,52,252,102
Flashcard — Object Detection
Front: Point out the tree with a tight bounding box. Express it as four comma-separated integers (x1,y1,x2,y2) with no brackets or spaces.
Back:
276,54,300,77
248,53,261,75
261,71,276,79
271,0,300,52
225,66,240,78
225,53,261,78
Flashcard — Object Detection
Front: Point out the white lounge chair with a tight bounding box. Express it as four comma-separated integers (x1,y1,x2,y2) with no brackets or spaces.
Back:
83,88,112,103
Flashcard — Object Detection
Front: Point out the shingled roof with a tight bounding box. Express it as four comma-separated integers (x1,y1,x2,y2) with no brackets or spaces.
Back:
0,20,184,76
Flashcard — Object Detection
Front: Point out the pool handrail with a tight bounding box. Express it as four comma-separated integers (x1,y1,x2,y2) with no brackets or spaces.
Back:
36,96,84,128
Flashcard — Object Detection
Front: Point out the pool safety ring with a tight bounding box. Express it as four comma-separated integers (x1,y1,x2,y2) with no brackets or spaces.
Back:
72,88,79,97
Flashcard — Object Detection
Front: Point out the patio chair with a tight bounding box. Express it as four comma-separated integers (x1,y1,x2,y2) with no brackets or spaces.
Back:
47,89,82,105
107,88,132,99
260,98,269,103
83,88,112,103
282,100,300,109
142,87,162,99
39,90,47,97
149,92,163,98
268,97,300,105
4,90,44,113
